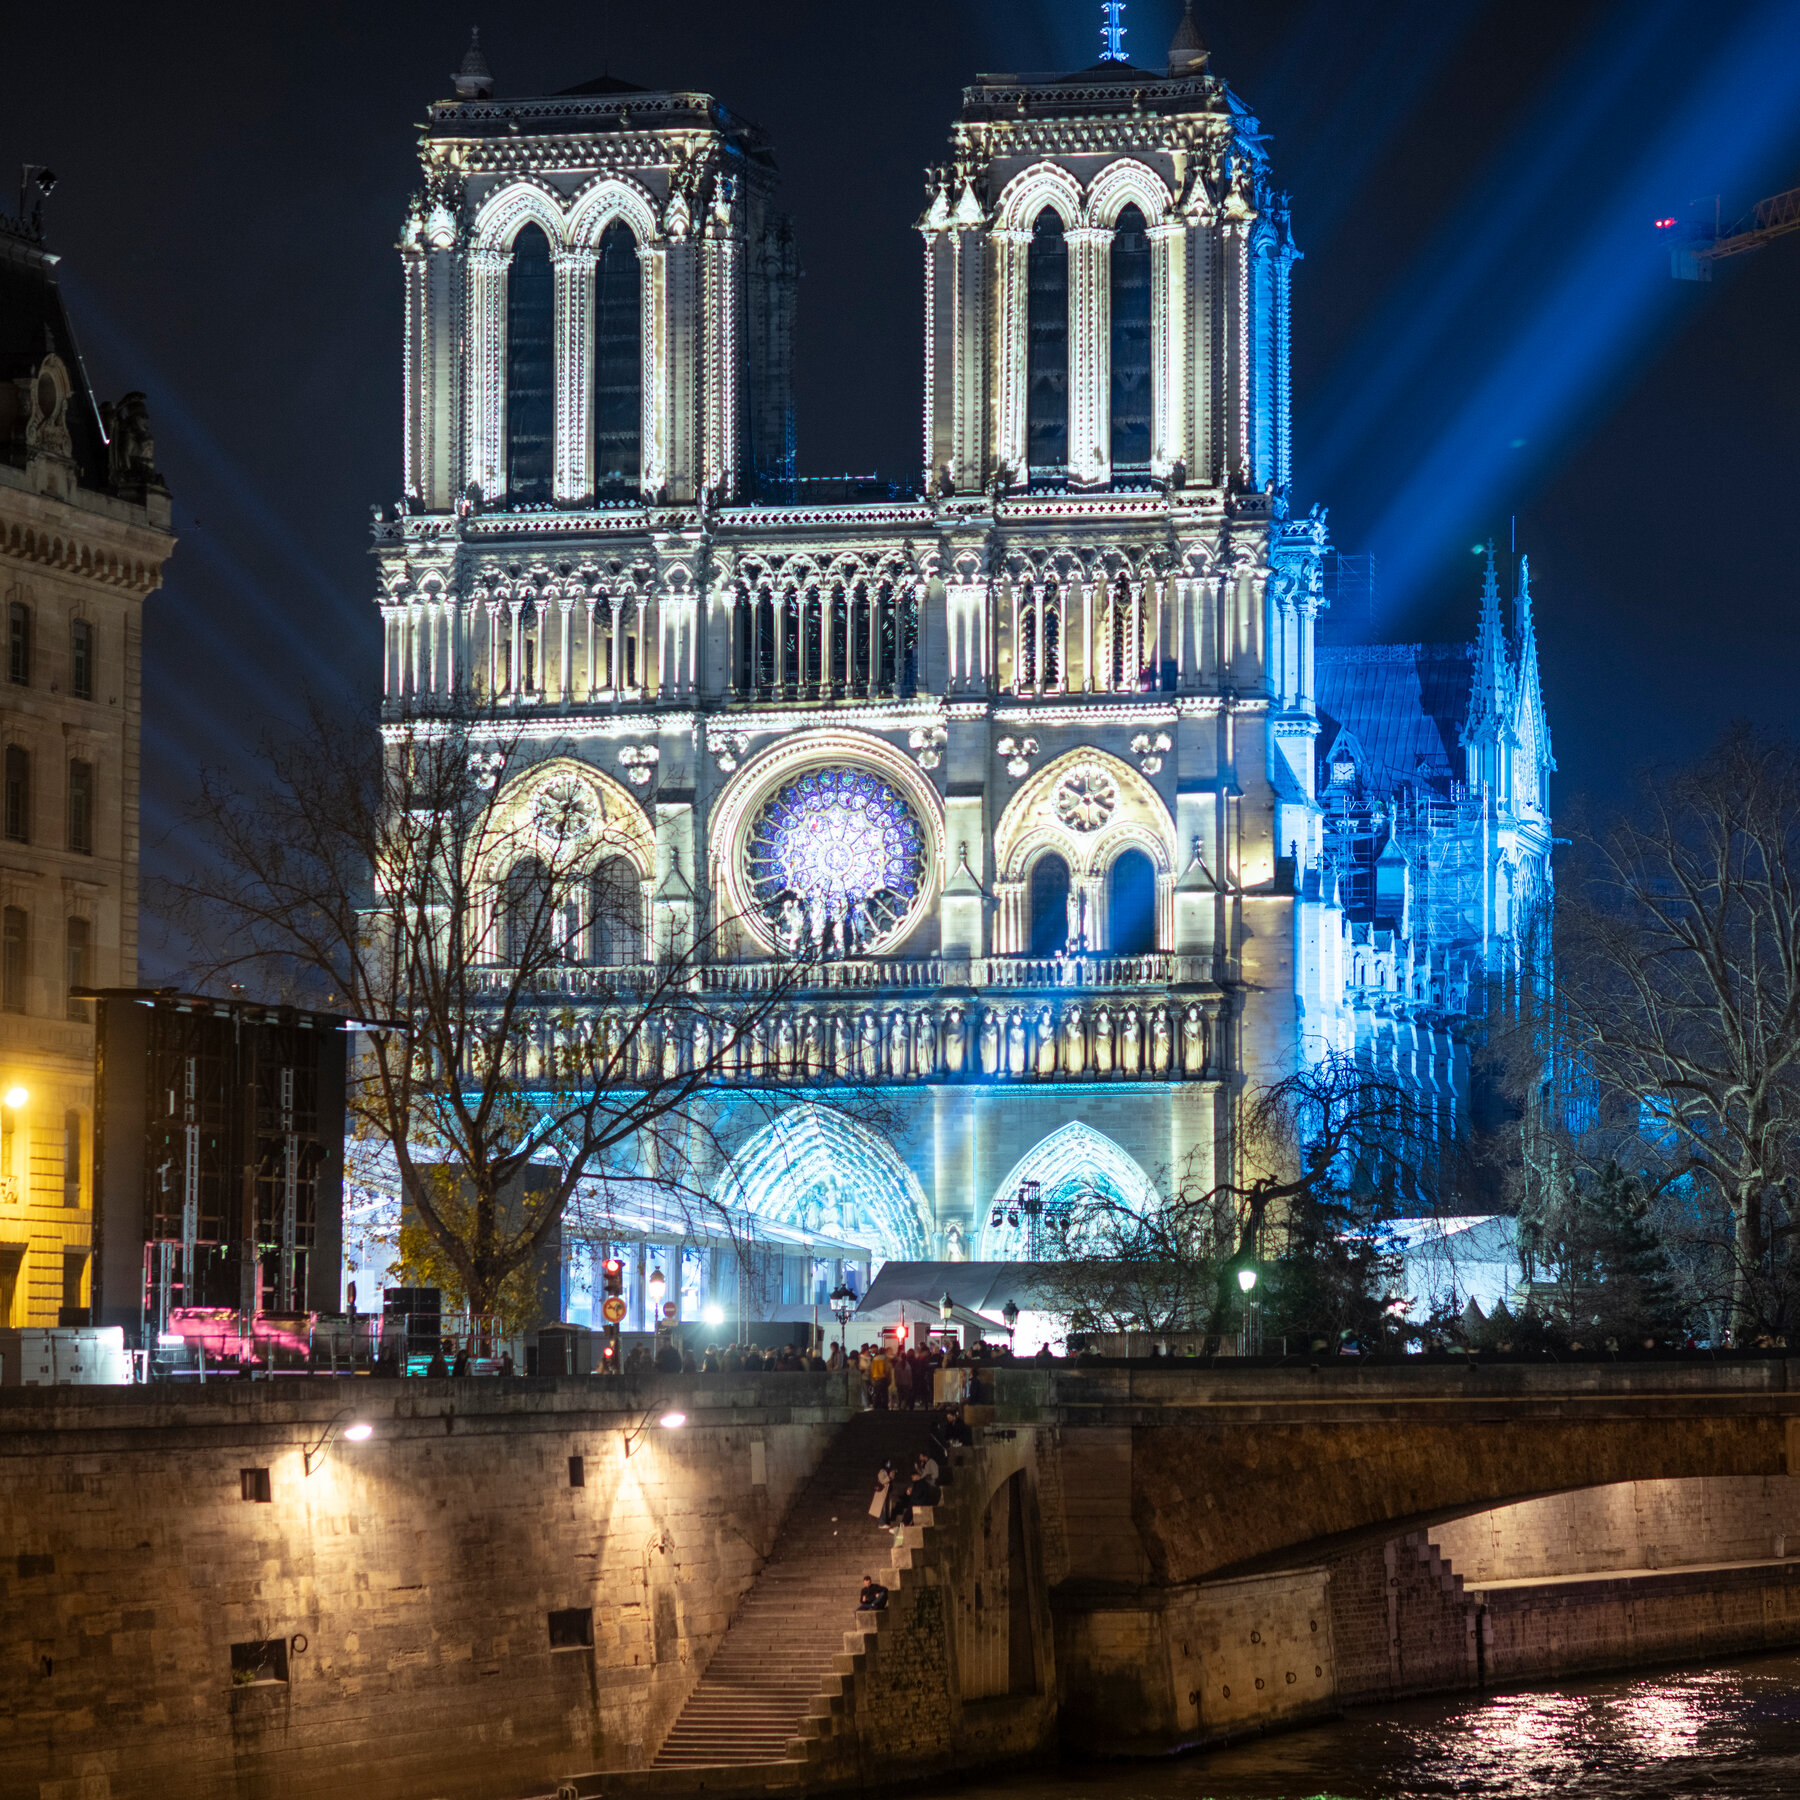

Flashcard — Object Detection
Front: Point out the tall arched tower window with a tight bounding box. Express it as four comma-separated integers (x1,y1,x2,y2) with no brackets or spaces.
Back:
593,221,641,493
1108,848,1156,955
1027,209,1069,478
505,224,555,504
1109,204,1152,473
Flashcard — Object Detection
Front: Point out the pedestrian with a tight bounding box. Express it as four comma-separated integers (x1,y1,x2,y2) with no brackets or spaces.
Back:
858,1574,889,1611
450,1344,470,1377
894,1347,915,1410
869,1343,891,1409
827,1341,845,1372
499,1348,515,1378
868,1459,896,1523
426,1346,449,1378
911,1449,940,1505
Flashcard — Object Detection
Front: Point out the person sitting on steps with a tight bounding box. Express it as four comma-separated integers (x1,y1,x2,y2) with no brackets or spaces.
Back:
858,1575,889,1611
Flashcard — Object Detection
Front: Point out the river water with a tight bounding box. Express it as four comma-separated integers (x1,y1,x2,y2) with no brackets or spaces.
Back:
950,1653,1800,1800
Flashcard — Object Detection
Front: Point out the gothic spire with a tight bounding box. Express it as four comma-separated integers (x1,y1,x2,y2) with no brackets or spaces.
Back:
1512,553,1557,779
453,26,494,100
1462,541,1512,750
1168,2,1208,76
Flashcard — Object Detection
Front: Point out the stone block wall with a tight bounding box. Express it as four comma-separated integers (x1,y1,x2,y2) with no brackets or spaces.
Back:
1432,1475,1800,1581
0,1375,845,1800
1327,1534,1478,1704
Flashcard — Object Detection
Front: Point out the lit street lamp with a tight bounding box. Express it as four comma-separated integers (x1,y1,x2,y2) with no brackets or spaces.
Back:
1001,1298,1019,1350
939,1291,954,1323
830,1282,856,1356
1237,1265,1260,1357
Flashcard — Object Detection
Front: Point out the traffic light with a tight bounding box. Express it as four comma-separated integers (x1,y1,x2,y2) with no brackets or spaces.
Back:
602,1258,625,1297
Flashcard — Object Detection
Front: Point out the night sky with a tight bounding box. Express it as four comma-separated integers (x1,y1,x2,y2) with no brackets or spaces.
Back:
10,0,1800,962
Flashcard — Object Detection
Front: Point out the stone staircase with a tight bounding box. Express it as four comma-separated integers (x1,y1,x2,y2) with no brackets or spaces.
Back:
650,1410,943,1773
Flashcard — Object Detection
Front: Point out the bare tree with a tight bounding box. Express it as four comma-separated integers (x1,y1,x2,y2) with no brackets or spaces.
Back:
1555,727,1800,1335
161,703,812,1328
1039,1051,1446,1345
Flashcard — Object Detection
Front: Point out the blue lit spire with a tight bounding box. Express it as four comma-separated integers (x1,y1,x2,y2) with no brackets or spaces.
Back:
1100,3,1127,63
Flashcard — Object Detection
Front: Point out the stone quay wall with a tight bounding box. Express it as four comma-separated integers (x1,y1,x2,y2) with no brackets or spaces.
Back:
0,1375,848,1800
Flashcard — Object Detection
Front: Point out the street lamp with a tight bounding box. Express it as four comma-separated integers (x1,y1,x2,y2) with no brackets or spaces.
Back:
830,1282,856,1355
2,1085,26,1110
1237,1266,1259,1357
303,1408,373,1476
1001,1298,1019,1349
647,1267,667,1307
939,1291,954,1324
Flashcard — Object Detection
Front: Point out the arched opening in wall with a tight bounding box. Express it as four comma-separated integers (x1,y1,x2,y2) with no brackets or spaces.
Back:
850,582,872,693
828,584,848,688
593,221,641,494
979,1123,1161,1261
504,858,551,965
716,1103,931,1272
1108,847,1156,955
1028,853,1071,958
590,855,641,964
959,1472,1036,1698
802,587,822,693
754,588,776,691
1027,208,1069,478
505,223,555,504
1110,204,1152,473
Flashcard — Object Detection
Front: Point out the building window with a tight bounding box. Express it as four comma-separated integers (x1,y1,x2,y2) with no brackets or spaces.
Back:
65,916,89,1020
1028,854,1071,958
7,601,30,686
504,859,549,965
70,620,94,700
505,223,555,505
62,1110,81,1208
61,1249,85,1310
4,746,28,843
594,221,642,493
240,1468,273,1503
230,1639,289,1686
1026,209,1069,477
1108,848,1157,956
1109,205,1153,472
591,856,641,964
2,908,26,1013
67,760,93,855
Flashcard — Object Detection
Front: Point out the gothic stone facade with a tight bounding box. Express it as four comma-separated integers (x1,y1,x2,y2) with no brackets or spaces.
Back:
373,29,1552,1273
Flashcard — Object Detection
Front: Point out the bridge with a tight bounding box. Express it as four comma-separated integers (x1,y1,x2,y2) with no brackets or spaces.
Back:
5,1361,1800,1800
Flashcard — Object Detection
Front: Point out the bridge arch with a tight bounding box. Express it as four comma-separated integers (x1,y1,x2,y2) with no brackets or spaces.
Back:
716,1103,930,1266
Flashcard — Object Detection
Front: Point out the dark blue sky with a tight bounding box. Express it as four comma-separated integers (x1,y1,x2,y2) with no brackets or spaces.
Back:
10,0,1800,928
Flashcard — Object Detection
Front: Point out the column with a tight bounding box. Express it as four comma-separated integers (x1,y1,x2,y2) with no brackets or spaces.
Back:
508,601,524,697
610,596,623,700
466,247,508,502
558,593,574,702
584,595,597,698
993,230,1031,482
1149,222,1186,479
637,242,668,497
553,249,596,503
1068,226,1111,488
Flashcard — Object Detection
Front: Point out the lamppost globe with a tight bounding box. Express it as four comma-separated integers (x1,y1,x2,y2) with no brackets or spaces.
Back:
1237,1267,1258,1294
2,1085,27,1110
939,1291,954,1324
648,1268,667,1306
1001,1298,1019,1343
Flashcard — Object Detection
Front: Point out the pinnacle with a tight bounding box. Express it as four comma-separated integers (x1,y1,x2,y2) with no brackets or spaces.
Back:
1169,1,1207,76
454,25,494,100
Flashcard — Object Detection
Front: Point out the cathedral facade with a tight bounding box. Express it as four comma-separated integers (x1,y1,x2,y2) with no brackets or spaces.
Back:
372,17,1552,1297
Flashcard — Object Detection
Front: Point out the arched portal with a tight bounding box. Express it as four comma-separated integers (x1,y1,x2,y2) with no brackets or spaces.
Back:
978,1122,1159,1260
593,220,641,492
1109,204,1152,471
717,1104,930,1266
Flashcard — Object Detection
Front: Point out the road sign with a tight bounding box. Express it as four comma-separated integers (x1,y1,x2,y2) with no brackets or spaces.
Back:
662,1301,678,1320
601,1296,627,1324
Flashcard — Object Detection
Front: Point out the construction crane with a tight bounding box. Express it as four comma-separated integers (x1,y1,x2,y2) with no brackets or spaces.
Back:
1661,182,1800,279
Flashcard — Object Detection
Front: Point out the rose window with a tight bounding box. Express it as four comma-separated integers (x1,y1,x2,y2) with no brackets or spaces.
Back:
746,768,926,955
1056,768,1117,832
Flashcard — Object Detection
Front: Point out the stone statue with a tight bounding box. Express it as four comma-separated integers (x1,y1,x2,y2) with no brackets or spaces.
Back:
860,1011,881,1080
776,1013,796,1077
748,1018,767,1078
692,1014,712,1071
1061,1004,1086,1076
1035,1004,1057,1077
1007,1008,1028,1077
1093,1007,1115,1075
1120,1006,1142,1076
831,1012,851,1076
802,1012,822,1077
913,1010,938,1078
979,1008,1001,1076
1151,1006,1172,1075
807,892,829,955
886,1010,908,1079
1182,1003,1207,1074
943,1005,966,1075
776,892,806,956
663,1010,682,1079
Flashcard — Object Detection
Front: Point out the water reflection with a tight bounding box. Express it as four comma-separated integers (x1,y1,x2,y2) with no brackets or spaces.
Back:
948,1653,1800,1800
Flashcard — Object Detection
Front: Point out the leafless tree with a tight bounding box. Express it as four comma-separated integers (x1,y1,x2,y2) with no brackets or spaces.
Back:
1554,727,1800,1335
161,703,816,1327
1039,1051,1452,1343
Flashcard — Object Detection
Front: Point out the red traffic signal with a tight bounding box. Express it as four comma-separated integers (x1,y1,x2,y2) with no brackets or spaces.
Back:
602,1258,625,1298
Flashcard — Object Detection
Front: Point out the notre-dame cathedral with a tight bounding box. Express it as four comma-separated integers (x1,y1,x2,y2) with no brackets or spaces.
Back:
369,7,1553,1316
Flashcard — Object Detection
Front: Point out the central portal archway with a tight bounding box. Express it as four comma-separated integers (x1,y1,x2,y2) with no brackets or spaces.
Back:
978,1122,1160,1260
717,1104,931,1265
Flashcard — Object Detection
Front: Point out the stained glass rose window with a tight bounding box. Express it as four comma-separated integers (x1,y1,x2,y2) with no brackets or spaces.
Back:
746,768,926,956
